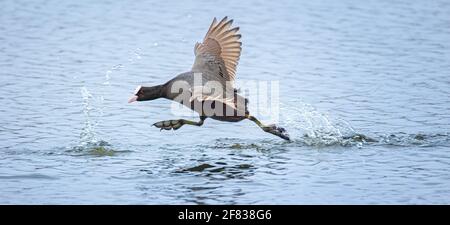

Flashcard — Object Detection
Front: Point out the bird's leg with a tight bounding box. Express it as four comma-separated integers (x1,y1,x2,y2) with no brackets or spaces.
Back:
153,117,205,131
247,115,290,141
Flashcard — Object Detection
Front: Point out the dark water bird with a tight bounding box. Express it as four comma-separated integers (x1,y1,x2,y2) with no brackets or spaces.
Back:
128,17,290,140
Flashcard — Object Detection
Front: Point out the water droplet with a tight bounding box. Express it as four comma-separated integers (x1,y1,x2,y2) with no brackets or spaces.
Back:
112,64,123,70
134,48,142,59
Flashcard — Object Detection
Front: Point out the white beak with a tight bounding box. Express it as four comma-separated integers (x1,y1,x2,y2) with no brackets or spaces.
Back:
128,95,138,103
128,85,142,103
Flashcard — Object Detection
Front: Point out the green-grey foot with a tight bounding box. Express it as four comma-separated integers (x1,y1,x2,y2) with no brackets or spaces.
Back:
153,120,184,131
263,124,291,141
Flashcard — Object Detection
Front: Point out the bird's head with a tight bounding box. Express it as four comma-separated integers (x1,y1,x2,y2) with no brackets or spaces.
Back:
128,85,164,103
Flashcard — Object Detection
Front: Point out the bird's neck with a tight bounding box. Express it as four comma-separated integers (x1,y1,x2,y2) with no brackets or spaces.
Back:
141,84,165,101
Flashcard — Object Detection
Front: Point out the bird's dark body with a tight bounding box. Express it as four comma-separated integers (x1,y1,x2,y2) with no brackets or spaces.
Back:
160,72,249,123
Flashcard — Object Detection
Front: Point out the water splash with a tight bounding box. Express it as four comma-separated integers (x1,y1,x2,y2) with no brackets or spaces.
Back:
281,101,371,147
71,48,145,155
279,101,450,148
68,86,115,156
103,70,112,85
80,87,98,145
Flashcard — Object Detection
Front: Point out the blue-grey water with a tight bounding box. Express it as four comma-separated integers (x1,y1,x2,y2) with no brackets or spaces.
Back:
1,0,450,204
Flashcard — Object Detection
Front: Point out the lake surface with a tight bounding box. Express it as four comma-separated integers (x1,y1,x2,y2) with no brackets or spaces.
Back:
1,0,449,204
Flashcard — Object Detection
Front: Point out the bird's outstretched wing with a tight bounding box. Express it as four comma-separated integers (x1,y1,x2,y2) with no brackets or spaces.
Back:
191,17,242,84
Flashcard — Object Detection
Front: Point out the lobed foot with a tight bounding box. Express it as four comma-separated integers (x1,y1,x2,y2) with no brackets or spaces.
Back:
153,120,184,131
263,124,291,141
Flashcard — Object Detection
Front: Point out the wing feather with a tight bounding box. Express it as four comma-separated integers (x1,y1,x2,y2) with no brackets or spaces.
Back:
192,17,242,83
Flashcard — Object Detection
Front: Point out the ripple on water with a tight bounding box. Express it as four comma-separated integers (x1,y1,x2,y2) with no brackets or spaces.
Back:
0,174,57,180
175,162,256,180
